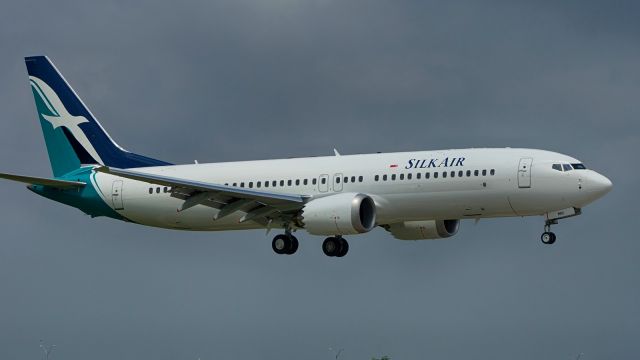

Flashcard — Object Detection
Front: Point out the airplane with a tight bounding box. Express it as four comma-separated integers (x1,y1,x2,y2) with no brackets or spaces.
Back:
0,56,613,257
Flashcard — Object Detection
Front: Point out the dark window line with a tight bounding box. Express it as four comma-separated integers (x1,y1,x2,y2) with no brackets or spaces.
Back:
371,169,497,182
147,168,498,194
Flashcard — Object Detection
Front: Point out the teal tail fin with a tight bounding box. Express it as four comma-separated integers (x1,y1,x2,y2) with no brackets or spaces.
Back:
25,56,171,177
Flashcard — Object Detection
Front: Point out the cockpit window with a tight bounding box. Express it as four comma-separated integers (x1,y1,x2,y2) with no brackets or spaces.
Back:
571,163,586,170
552,164,562,171
562,164,572,171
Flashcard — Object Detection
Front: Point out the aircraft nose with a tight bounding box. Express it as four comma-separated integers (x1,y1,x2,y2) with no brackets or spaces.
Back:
589,172,613,198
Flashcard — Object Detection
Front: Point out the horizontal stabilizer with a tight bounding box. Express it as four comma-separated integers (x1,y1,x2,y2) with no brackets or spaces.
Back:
0,172,85,188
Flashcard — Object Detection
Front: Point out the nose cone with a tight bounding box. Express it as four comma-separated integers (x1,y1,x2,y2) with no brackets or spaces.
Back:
589,172,613,199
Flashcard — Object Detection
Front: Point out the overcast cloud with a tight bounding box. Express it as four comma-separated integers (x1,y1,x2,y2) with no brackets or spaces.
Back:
0,1,638,359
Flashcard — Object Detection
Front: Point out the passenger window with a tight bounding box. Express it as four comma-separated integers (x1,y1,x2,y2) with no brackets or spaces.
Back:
321,178,326,185
312,178,317,185
552,164,562,171
280,180,285,186
303,179,308,185
164,186,169,193
233,183,237,187
490,169,495,176
343,177,348,183
474,170,479,176
375,175,380,181
287,180,292,186
156,187,160,193
336,177,341,184
391,174,396,181
466,170,471,177
351,176,356,183
400,174,404,180
149,188,153,194
451,171,455,178
563,164,572,171
295,179,300,185
383,175,388,181
458,170,463,177
264,181,269,188
482,170,487,176
434,172,438,178
240,182,245,187
416,173,421,179
358,176,363,182
249,182,253,188
442,172,447,178
426,172,430,179
407,173,412,180
257,182,261,188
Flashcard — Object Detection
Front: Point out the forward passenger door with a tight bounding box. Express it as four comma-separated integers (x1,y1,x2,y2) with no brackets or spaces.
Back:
518,158,533,188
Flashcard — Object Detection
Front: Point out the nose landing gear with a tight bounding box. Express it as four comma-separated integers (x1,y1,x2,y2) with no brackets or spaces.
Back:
539,207,582,245
541,220,557,245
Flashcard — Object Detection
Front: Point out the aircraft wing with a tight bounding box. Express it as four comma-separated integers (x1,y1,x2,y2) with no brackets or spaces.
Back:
96,166,307,224
0,172,86,189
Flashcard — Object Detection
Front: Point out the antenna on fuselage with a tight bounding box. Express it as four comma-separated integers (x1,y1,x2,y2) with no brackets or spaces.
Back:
333,148,341,156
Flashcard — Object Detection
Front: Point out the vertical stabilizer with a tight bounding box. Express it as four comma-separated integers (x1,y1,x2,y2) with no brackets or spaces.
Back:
25,56,170,176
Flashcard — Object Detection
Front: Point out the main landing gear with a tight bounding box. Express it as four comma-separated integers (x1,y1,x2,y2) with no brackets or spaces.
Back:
272,233,299,255
541,220,557,245
322,236,349,257
271,232,349,257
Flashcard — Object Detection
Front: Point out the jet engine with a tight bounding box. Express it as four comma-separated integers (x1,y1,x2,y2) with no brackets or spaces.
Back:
300,193,376,235
386,219,460,240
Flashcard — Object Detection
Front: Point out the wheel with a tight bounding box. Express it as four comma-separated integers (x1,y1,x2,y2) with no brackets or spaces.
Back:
336,238,349,257
272,234,290,254
541,231,556,244
322,237,341,257
286,235,299,255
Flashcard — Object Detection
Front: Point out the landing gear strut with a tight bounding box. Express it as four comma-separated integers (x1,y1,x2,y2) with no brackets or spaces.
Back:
272,233,299,255
541,220,557,245
322,236,349,257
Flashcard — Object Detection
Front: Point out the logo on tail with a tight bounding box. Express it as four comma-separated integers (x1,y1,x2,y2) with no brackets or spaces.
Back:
29,76,104,165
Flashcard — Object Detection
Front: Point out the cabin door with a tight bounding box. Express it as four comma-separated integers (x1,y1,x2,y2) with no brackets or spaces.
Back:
112,180,124,210
518,158,533,188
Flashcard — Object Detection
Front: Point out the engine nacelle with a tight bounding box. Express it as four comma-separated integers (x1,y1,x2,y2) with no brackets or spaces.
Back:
301,193,376,235
386,219,460,240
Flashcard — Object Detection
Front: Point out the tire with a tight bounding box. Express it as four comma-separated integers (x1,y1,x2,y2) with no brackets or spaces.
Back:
287,235,299,255
336,238,349,257
322,237,340,257
541,232,556,245
272,234,290,254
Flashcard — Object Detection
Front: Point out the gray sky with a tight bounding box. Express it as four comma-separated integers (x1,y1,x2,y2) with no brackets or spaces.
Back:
0,1,638,359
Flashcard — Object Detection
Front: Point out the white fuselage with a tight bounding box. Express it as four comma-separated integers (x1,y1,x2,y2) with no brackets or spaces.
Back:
90,148,611,232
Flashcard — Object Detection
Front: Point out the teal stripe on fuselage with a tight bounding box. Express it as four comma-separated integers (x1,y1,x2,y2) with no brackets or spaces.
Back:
28,167,125,221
